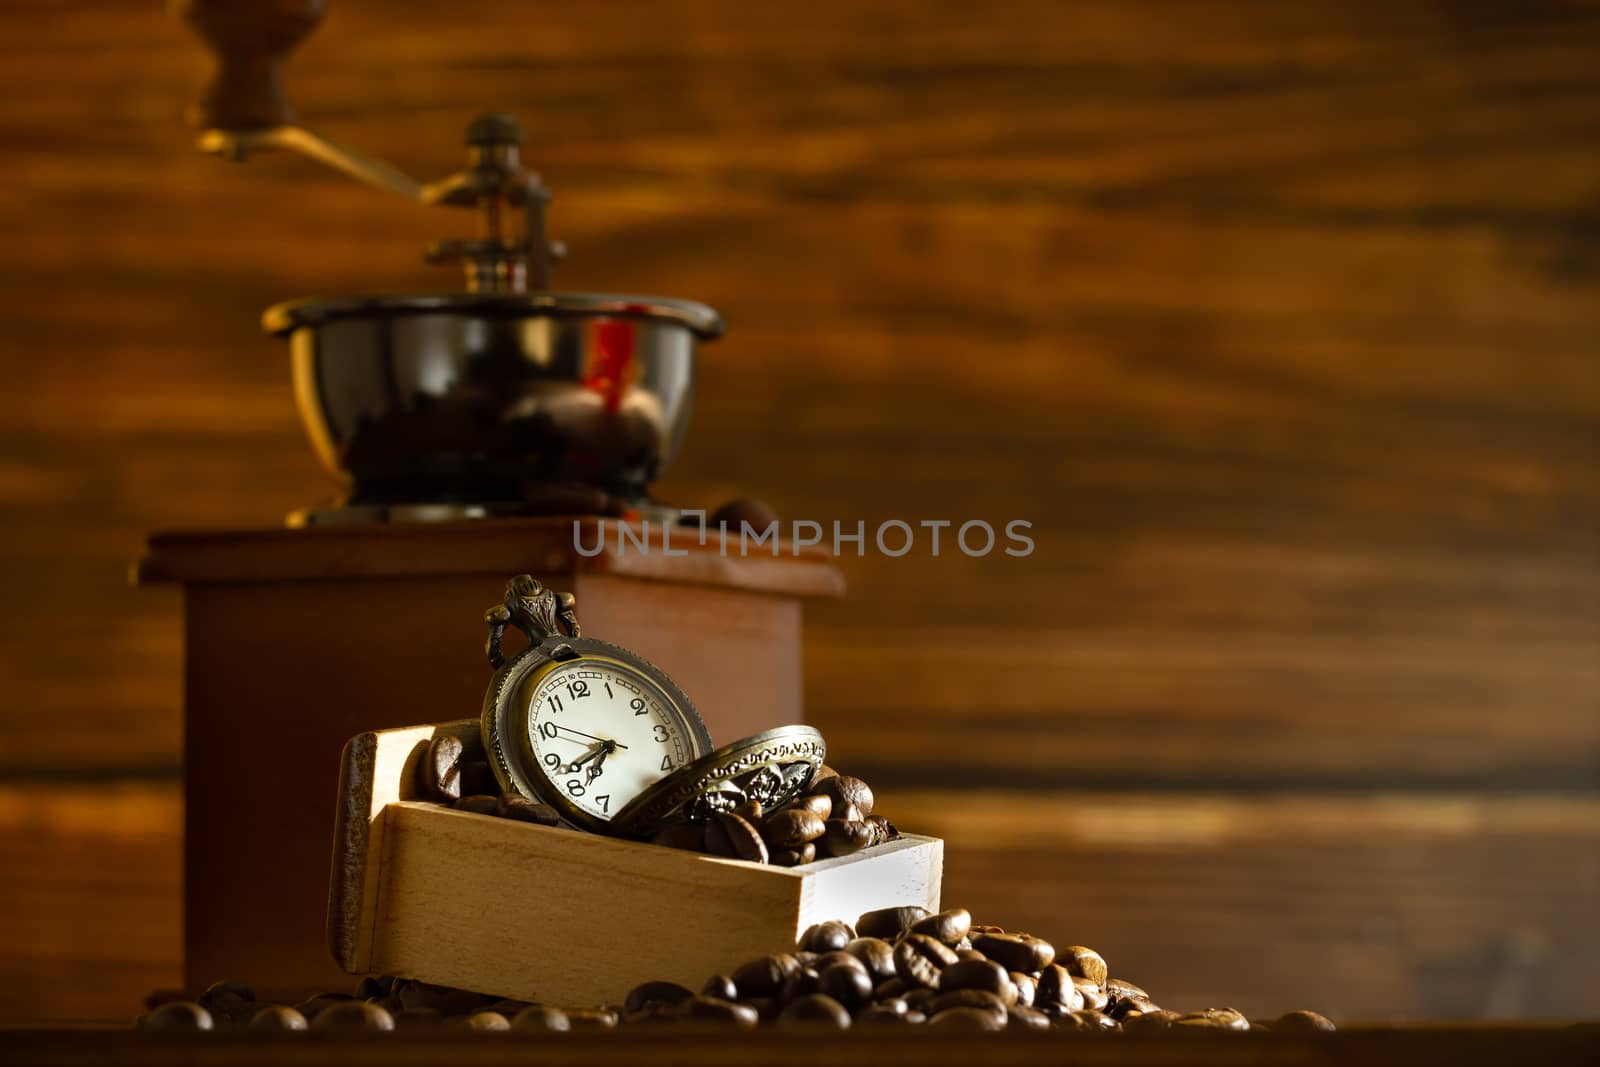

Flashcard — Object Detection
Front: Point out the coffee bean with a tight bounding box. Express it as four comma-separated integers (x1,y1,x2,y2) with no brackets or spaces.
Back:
708,811,769,863
624,980,694,1016
836,802,863,823
903,988,937,1012
894,933,959,989
1173,1007,1249,1031
813,950,865,973
1061,946,1107,987
353,975,394,1000
770,843,816,867
1010,972,1037,1008
856,905,929,940
819,819,875,858
817,963,873,1009
197,980,256,1027
140,1002,213,1030
679,997,758,1027
873,977,908,1000
764,810,827,850
1121,1009,1181,1032
1064,1009,1120,1031
1007,1004,1051,1031
938,959,1015,1003
651,821,706,851
855,1004,911,1025
461,1011,510,1031
740,997,779,1022
776,993,852,1029
972,932,1055,972
421,734,464,801
954,948,986,963
701,974,738,1001
511,1006,571,1032
458,760,499,797
247,1005,307,1031
452,794,499,815
794,794,832,819
563,1008,617,1030
929,989,1009,1026
367,995,404,1015
312,1001,395,1030
798,920,855,953
1109,996,1160,1021
496,794,561,825
1275,1009,1336,1032
779,968,820,1005
910,907,972,946
815,775,874,816
929,1006,1004,1031
294,994,353,1021
1036,965,1086,1011
731,954,800,998
1072,976,1108,1012
844,938,897,981
732,799,764,822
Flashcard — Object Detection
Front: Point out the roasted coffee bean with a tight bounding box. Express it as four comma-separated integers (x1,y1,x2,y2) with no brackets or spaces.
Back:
813,764,840,784
844,937,897,980
458,760,499,797
855,1004,912,1025
1121,1009,1181,1032
624,980,694,1016
452,794,499,815
354,975,394,1000
140,1002,213,1030
1062,945,1108,988
954,948,987,964
970,924,1005,937
679,996,758,1027
367,995,404,1015
894,933,959,989
929,989,1009,1026
1063,1009,1120,1032
461,1011,510,1031
798,920,855,953
294,994,354,1021
835,802,863,823
1072,976,1108,1012
973,932,1055,972
817,963,873,1009
776,993,852,1029
198,980,256,1027
1010,972,1037,1008
421,734,464,801
563,1008,617,1030
511,1006,571,1032
929,1006,1004,1031
741,997,779,1022
731,954,800,998
779,968,820,1004
815,775,874,816
701,974,738,1001
794,794,832,819
651,821,707,851
1036,965,1086,1012
247,1005,307,1031
1274,1009,1336,1032
1173,1007,1249,1031
903,987,938,1012
910,907,972,946
497,794,561,825
312,1001,396,1030
938,959,1016,1004
765,810,827,850
708,811,769,863
1106,978,1148,1003
770,843,816,867
873,977,908,1000
866,814,899,843
1007,1004,1052,1031
1109,997,1158,1020
820,819,875,858
856,905,929,939
813,950,866,974
732,799,764,822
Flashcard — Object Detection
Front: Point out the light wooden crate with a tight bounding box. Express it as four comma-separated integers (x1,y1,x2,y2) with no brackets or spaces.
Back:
328,721,943,1007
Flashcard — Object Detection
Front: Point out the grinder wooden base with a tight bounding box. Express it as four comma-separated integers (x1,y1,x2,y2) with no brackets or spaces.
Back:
330,720,944,1006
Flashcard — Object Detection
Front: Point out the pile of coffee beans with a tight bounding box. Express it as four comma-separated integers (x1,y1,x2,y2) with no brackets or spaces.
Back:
417,732,897,869
137,905,1333,1035
647,769,898,867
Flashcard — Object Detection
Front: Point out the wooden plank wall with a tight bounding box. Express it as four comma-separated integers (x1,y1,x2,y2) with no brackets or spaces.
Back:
1,0,1596,1023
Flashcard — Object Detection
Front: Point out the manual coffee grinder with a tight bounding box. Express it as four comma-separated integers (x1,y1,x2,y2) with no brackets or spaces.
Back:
138,0,842,999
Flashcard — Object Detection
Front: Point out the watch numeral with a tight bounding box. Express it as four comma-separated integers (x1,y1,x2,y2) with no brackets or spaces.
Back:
652,724,670,743
660,755,674,772
565,779,586,797
595,794,610,812
604,682,614,700
631,697,647,716
539,721,558,739
549,693,564,714
566,680,590,700
543,752,560,769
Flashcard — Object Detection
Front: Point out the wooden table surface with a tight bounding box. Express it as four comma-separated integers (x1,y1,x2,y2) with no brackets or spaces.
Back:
3,1027,1598,1067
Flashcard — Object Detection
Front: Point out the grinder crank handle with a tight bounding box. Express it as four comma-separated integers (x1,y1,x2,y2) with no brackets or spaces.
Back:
172,0,326,131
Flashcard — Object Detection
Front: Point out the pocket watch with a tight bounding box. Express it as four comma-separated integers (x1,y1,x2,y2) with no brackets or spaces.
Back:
479,575,715,833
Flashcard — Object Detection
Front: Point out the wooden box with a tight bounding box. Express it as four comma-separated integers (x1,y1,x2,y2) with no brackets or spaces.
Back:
135,517,844,997
329,720,944,1005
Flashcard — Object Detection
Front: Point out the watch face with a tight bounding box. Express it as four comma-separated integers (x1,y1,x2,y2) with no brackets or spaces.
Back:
482,637,714,833
525,660,699,822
